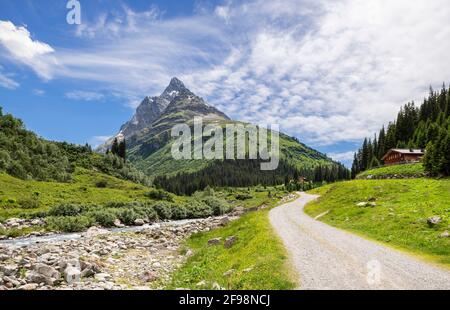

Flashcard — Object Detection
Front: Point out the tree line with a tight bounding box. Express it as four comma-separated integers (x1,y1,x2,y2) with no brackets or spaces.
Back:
154,159,350,195
351,84,450,177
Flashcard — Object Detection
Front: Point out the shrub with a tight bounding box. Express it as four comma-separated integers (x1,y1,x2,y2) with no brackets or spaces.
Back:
95,180,108,188
46,216,95,232
153,202,173,220
203,197,232,216
146,189,174,202
133,204,158,222
185,200,213,219
48,204,92,217
171,205,188,220
18,197,40,209
235,193,253,200
88,209,117,227
117,209,138,225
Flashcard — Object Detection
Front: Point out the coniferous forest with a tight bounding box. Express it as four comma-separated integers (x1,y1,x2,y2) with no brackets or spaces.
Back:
154,159,350,195
351,85,450,177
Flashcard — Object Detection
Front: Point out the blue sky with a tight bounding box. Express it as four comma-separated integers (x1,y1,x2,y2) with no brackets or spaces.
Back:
1,0,450,167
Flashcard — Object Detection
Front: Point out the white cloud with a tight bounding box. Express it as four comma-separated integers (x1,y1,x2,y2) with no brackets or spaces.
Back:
88,135,112,148
327,151,355,162
0,71,19,89
1,0,450,152
0,20,57,79
65,91,105,101
33,89,45,96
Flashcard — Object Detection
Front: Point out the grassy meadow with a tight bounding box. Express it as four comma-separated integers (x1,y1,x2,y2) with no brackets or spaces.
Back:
305,178,450,265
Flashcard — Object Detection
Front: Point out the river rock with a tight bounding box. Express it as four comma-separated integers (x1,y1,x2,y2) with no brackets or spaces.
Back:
224,236,237,249
141,270,158,283
34,263,60,279
3,276,20,287
18,283,39,290
208,237,222,246
427,216,442,227
134,219,145,226
84,227,110,238
0,264,18,276
26,271,50,285
114,219,125,228
64,266,81,284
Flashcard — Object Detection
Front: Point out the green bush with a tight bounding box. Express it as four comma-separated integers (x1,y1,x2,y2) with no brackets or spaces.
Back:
95,180,108,188
153,202,173,220
117,209,138,225
88,209,117,227
18,197,40,209
171,205,188,220
48,204,92,217
203,197,231,216
46,215,95,232
235,193,253,200
132,204,158,222
185,200,213,218
146,189,174,202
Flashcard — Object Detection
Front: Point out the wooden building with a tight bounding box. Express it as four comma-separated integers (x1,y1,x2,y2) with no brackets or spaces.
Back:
381,149,425,166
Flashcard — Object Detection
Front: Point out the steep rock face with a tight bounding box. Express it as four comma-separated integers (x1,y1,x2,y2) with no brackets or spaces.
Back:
98,77,229,152
119,78,189,138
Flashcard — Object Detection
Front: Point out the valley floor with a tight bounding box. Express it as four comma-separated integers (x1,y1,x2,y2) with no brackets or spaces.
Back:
270,193,450,290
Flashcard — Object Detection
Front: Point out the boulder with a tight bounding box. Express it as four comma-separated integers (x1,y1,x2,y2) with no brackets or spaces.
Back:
141,270,159,283
94,273,111,282
114,219,125,228
224,236,237,249
80,263,100,278
34,263,60,279
64,266,81,284
3,276,20,288
18,283,39,290
427,216,442,227
223,269,235,278
134,219,145,226
208,237,222,246
439,230,449,238
0,264,18,276
84,227,110,238
26,271,52,285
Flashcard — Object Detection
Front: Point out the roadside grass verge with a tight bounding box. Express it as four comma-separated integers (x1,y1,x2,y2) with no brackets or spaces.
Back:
305,179,450,265
167,190,297,290
356,163,425,179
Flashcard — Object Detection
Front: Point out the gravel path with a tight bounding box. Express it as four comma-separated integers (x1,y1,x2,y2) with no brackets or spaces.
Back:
269,192,450,290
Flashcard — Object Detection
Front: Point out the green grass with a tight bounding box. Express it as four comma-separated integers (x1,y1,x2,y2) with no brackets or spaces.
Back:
0,167,157,221
356,163,425,179
167,190,297,290
306,179,450,265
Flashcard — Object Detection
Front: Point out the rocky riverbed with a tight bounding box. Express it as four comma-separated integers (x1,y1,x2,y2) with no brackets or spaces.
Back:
0,216,232,290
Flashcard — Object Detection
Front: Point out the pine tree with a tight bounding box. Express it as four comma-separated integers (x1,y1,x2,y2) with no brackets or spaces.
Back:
118,139,126,161
111,138,119,156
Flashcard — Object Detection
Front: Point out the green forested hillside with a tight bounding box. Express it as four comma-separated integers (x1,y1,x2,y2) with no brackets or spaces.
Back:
0,107,149,185
351,85,450,177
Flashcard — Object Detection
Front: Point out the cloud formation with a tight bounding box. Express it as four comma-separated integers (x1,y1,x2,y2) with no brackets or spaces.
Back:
1,0,450,151
65,91,105,101
0,20,56,79
0,70,19,89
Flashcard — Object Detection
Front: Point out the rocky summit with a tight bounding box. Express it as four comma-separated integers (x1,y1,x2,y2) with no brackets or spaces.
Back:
98,77,229,152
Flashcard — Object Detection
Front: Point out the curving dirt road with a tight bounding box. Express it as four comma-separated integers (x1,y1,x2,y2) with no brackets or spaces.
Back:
269,193,450,290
